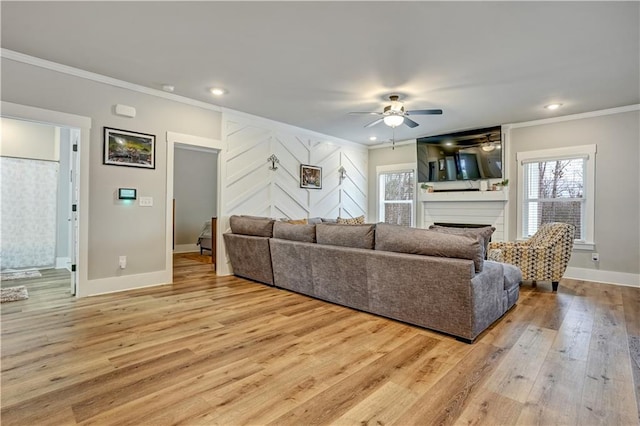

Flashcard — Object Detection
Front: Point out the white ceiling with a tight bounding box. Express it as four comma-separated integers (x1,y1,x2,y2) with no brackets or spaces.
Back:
2,2,638,145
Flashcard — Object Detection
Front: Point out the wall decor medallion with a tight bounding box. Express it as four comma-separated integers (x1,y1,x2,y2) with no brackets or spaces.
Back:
103,127,155,169
300,164,322,189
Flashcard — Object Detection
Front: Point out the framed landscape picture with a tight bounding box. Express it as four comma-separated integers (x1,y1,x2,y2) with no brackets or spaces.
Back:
300,164,322,189
104,127,155,169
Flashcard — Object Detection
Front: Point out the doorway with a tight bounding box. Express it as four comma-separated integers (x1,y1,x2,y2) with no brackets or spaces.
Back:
0,101,91,297
165,132,222,279
0,117,80,300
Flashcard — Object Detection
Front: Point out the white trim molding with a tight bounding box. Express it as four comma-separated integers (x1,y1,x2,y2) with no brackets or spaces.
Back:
516,144,596,247
565,267,640,288
507,104,640,129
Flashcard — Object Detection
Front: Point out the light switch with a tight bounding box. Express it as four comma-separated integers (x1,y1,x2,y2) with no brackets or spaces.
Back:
139,196,153,207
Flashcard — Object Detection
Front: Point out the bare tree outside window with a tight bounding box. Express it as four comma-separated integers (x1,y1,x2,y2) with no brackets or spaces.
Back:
525,158,584,239
380,171,414,226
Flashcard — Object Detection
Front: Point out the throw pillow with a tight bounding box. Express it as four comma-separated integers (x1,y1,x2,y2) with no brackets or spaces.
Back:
273,222,316,243
316,223,375,250
428,225,495,259
336,215,365,225
287,218,308,225
229,215,275,237
375,223,484,272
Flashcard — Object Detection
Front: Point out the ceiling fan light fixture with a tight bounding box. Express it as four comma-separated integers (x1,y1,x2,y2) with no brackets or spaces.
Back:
481,143,495,152
383,115,404,128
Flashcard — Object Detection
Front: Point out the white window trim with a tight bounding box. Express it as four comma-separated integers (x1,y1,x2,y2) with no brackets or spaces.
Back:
376,163,416,226
516,144,596,250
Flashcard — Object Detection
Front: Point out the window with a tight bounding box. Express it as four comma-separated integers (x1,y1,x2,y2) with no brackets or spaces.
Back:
517,145,596,249
377,164,415,227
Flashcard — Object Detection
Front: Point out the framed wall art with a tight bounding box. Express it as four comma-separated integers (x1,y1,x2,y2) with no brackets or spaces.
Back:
104,127,155,169
300,164,322,189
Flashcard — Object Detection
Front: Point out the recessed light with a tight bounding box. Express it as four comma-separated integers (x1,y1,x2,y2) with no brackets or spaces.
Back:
545,103,562,110
210,87,227,96
369,136,377,141
161,84,175,93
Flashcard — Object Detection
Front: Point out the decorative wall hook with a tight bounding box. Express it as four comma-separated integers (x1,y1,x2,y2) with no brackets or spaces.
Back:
338,166,347,182
267,154,280,171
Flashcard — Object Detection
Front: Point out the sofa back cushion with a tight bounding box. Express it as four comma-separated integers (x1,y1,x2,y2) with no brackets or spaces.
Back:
428,225,495,259
316,223,375,250
273,222,316,243
229,215,275,237
375,223,484,272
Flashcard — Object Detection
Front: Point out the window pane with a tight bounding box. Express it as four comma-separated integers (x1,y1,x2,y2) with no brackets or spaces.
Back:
524,158,585,239
525,159,584,199
383,172,414,201
384,203,412,226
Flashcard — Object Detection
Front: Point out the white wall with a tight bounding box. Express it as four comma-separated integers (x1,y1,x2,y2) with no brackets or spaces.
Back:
0,117,59,161
507,109,640,285
1,55,365,294
1,57,221,294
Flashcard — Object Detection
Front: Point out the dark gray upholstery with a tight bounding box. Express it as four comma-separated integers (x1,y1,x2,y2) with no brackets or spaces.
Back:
429,225,495,259
229,216,275,237
316,223,375,250
376,223,484,272
273,222,316,243
223,233,274,285
226,216,521,342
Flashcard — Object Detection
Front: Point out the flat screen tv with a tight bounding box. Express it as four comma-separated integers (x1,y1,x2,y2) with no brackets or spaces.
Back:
417,126,502,182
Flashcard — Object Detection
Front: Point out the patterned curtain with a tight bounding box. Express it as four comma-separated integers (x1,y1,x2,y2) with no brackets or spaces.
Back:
0,157,59,269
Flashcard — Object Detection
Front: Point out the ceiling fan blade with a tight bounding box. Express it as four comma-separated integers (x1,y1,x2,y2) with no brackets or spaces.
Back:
349,111,383,115
406,109,443,115
364,118,384,128
403,117,420,128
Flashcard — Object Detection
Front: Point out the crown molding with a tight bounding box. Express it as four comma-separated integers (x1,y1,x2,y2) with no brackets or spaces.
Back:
505,104,640,129
1,48,222,112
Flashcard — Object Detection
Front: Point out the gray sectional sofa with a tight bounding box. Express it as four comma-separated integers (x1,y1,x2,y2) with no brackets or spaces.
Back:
223,215,521,342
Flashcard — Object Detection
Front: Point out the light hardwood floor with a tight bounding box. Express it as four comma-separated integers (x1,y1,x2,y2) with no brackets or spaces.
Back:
1,255,639,425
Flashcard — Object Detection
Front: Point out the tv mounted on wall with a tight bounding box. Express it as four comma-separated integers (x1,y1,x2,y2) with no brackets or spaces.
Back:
417,126,502,183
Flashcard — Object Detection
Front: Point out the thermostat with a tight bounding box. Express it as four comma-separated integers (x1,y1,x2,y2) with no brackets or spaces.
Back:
118,188,137,200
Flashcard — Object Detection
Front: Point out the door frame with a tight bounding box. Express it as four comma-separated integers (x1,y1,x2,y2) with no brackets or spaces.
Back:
165,132,224,278
1,101,91,296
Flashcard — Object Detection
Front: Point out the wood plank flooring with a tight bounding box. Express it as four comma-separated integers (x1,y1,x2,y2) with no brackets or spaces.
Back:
1,255,639,425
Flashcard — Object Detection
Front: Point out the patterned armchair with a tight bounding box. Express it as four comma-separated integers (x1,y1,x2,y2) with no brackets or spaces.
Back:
488,223,575,292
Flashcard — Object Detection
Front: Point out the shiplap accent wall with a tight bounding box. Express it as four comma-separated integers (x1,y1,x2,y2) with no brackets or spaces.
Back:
222,114,367,221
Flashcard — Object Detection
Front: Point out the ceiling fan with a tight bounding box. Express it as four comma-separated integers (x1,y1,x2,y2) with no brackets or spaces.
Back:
349,95,443,129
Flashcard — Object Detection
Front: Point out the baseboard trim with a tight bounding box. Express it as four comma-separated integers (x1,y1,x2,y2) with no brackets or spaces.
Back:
173,244,200,253
55,257,71,270
79,269,172,297
565,266,640,288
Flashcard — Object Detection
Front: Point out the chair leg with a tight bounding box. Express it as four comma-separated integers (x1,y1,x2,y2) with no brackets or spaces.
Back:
552,281,559,292
532,280,537,288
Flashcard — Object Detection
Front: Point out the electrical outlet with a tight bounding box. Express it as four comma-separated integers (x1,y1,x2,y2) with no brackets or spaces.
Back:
119,256,127,269
591,253,600,262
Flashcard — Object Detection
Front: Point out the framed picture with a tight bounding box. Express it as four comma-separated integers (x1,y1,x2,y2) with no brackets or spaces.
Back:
300,164,322,189
104,127,155,169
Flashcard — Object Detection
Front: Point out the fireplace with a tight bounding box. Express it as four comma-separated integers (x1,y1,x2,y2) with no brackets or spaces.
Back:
433,223,491,229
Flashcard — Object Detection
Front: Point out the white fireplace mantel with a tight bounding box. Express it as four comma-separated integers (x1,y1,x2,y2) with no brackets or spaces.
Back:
418,190,509,241
419,190,508,203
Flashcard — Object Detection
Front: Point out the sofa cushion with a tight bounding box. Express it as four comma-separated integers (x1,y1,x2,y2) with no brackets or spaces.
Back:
336,215,365,225
316,223,375,250
229,215,275,237
375,223,484,272
273,222,316,243
429,225,495,259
